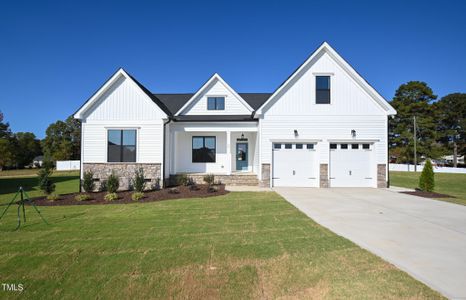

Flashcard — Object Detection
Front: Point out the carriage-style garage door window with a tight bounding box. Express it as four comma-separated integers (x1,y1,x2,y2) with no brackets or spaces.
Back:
192,136,216,162
108,130,137,162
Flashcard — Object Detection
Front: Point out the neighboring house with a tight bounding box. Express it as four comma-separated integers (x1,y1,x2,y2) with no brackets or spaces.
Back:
74,42,396,189
32,155,44,168
440,155,465,165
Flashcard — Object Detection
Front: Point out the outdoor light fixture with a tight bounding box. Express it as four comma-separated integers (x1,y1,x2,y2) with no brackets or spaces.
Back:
294,129,298,137
241,133,244,139
351,130,356,138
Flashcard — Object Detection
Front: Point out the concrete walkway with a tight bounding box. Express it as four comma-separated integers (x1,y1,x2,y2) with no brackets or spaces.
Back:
274,187,466,299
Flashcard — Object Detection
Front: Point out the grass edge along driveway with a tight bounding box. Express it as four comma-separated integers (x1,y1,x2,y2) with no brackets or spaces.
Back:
0,192,443,299
390,171,466,206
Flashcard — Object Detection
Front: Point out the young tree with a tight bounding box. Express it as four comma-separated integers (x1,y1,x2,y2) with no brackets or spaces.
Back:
389,81,440,163
419,159,435,192
434,93,466,167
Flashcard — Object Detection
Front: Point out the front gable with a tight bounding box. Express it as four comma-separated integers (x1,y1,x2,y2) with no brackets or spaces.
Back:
256,42,396,116
176,74,253,116
74,69,168,121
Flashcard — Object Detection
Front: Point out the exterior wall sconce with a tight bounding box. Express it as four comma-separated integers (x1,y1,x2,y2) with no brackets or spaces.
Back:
294,129,299,137
351,130,356,138
241,133,244,139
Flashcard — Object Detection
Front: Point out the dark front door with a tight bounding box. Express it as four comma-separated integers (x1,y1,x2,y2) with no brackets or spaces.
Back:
236,143,248,171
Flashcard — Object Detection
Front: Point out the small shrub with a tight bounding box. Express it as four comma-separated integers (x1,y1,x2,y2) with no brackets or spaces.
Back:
214,179,222,185
131,192,144,201
99,180,107,192
132,168,146,192
189,184,200,191
168,187,180,194
153,177,161,190
106,172,120,193
104,192,118,201
419,159,435,192
75,194,91,201
82,171,95,192
203,174,215,186
208,186,219,193
47,194,59,201
177,174,189,186
186,177,195,186
38,166,55,195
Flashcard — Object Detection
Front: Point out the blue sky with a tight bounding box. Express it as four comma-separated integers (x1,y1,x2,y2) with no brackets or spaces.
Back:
1,0,465,138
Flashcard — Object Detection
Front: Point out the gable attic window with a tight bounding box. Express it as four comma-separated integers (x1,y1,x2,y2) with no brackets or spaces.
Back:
316,76,331,104
207,97,225,110
108,130,136,162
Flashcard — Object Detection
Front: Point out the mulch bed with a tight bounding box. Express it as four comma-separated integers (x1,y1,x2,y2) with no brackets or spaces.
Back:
30,184,228,206
401,190,454,199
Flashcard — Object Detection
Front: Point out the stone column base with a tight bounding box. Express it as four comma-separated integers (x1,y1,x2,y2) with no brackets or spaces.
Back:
377,164,387,188
320,164,329,188
259,163,271,187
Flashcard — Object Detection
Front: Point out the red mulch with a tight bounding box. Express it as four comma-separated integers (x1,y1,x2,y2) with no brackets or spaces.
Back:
401,191,454,199
30,185,228,206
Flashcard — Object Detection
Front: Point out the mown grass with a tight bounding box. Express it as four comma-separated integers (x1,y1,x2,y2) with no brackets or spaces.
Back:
0,171,79,205
390,171,466,206
0,192,442,299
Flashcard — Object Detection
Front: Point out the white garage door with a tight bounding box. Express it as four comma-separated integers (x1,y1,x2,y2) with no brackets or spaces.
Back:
272,143,317,187
329,143,374,187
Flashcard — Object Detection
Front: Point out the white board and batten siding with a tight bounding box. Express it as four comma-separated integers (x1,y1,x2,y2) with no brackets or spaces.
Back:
80,74,165,164
179,78,251,115
260,51,389,187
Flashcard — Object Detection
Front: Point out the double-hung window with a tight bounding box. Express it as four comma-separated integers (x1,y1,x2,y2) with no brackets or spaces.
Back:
192,136,216,162
108,129,137,162
207,97,225,110
316,76,331,104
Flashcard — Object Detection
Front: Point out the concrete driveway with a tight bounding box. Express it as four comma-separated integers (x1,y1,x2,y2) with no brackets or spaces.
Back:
274,187,466,299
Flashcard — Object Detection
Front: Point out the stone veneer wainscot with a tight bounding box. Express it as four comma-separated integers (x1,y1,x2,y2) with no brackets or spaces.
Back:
82,163,161,191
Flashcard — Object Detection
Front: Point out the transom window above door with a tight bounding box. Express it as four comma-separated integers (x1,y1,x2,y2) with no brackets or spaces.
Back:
207,97,225,110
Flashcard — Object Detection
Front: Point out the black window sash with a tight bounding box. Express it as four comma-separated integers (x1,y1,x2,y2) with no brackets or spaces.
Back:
192,136,216,162
107,130,136,162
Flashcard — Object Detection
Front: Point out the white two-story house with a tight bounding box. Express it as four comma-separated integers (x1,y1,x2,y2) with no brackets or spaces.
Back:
74,42,396,189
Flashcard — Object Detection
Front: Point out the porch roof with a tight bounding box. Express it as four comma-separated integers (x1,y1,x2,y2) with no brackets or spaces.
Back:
172,115,257,122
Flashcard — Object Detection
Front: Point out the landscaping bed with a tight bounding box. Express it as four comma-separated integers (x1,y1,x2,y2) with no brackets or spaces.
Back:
30,184,228,206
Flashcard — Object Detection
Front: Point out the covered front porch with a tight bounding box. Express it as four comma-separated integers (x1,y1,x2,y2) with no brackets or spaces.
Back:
166,122,259,178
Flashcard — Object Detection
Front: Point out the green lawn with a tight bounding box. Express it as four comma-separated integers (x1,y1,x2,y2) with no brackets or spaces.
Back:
390,171,466,206
0,192,441,299
0,171,79,205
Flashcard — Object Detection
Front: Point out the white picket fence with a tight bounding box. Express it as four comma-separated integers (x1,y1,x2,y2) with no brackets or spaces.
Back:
389,163,466,174
56,160,80,171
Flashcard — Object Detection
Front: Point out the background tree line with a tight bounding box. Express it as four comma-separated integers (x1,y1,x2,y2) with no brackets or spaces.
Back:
0,111,81,170
389,81,465,167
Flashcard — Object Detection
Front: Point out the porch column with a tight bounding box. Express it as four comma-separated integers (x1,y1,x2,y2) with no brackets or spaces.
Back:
226,130,232,175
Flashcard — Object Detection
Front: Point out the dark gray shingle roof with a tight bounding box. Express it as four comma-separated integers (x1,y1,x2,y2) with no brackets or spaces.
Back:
154,93,271,115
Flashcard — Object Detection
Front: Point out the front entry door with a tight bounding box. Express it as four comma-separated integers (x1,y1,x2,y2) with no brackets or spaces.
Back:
236,143,248,171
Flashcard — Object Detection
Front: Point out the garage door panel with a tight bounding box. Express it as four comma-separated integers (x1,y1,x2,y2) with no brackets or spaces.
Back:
330,143,374,187
272,143,317,187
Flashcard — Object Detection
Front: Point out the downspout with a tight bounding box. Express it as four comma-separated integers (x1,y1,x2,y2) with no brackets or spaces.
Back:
387,116,390,188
